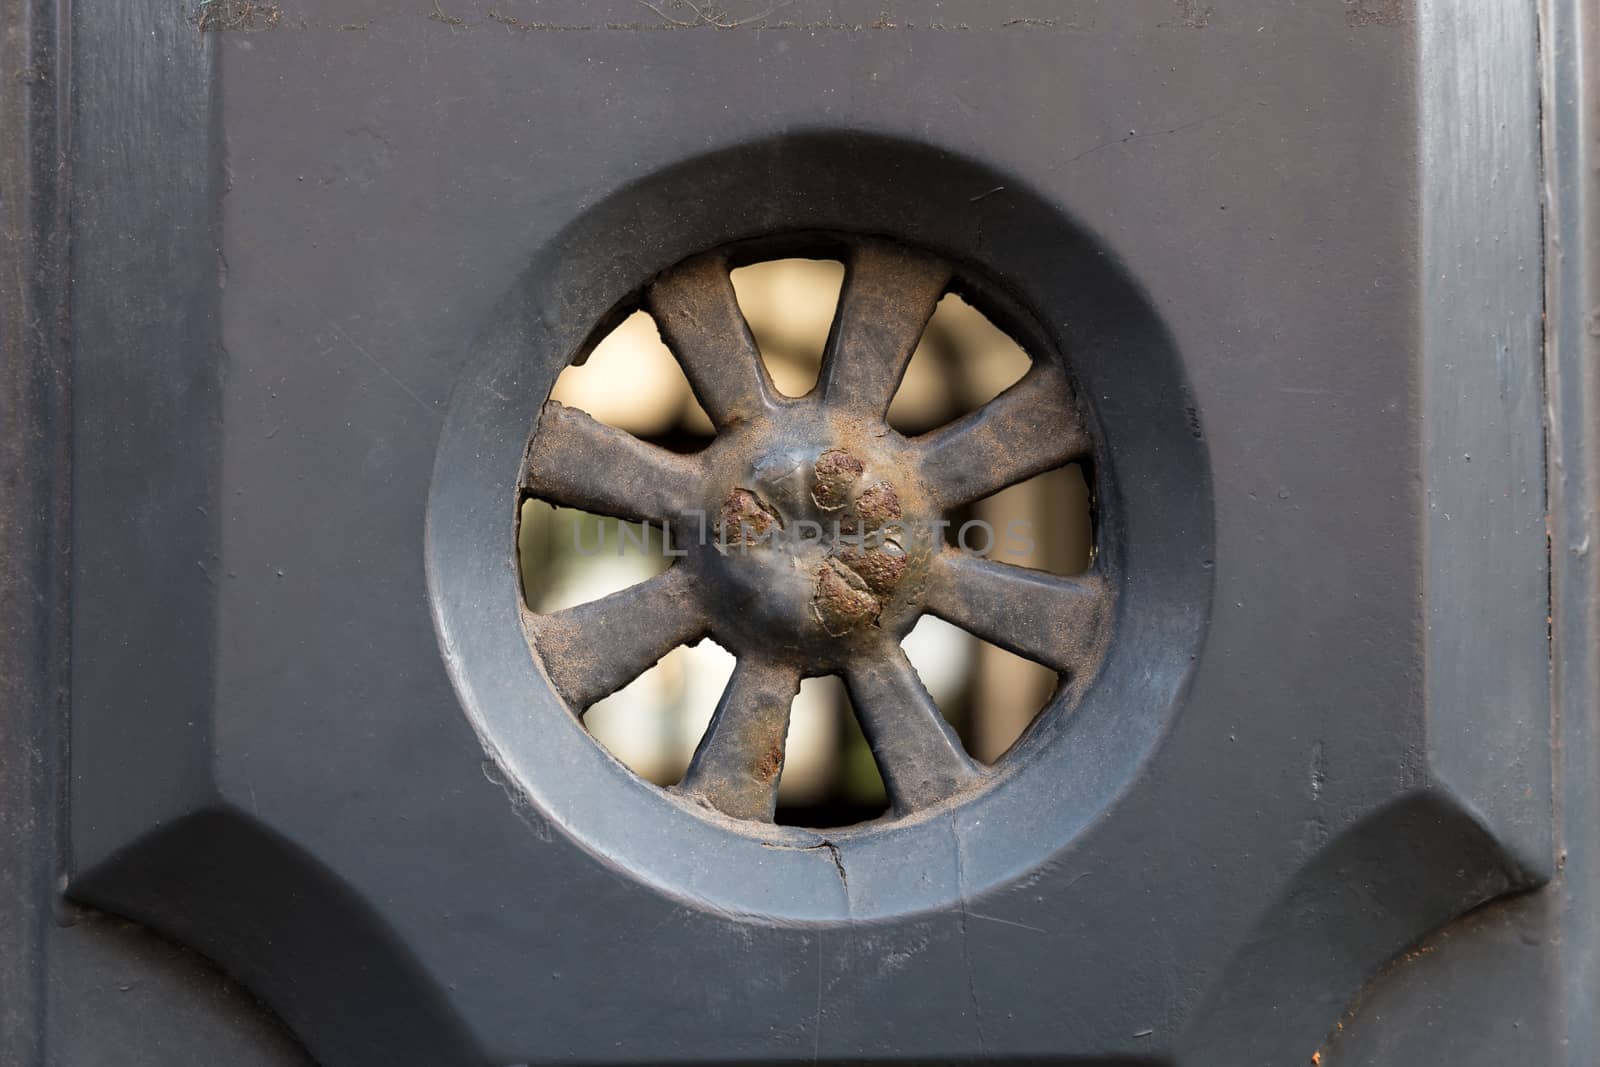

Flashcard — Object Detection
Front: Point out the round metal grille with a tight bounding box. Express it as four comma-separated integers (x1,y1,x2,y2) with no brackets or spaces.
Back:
518,234,1112,825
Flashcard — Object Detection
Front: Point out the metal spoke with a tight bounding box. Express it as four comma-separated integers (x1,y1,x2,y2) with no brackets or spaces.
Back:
925,551,1109,673
818,242,951,417
916,364,1090,510
522,401,704,524
531,565,709,711
844,647,979,812
676,656,803,821
646,251,777,429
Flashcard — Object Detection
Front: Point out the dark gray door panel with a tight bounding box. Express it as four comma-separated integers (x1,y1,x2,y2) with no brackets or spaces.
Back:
5,1,1584,1064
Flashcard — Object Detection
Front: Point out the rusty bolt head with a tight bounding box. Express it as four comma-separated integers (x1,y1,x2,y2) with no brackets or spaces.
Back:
854,480,903,528
812,558,881,636
717,488,780,545
838,542,908,597
812,448,864,511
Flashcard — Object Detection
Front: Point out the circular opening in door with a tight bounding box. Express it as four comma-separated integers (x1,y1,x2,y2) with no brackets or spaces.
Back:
427,131,1211,921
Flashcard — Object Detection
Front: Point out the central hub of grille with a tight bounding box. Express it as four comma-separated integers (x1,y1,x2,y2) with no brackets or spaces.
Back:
711,444,924,649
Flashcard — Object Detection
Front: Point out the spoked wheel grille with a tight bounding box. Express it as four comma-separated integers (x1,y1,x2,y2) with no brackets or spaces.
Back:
518,235,1112,826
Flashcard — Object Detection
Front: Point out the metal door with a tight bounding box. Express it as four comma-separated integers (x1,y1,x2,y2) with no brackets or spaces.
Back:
3,0,1597,1064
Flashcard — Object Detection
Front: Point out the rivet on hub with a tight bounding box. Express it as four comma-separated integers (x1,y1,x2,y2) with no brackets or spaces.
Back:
813,558,882,636
812,448,864,511
838,542,909,597
717,487,780,545
855,480,903,528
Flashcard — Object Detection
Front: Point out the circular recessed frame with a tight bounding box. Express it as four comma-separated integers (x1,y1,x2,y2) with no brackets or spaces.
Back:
428,134,1211,922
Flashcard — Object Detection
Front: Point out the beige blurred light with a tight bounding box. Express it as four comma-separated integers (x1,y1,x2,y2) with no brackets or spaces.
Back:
901,615,978,712
663,640,738,777
581,640,730,787
976,465,1093,576
889,293,1032,434
549,310,705,436
730,258,844,397
971,643,1059,763
778,678,844,803
519,500,668,612
937,293,1033,410
581,654,685,785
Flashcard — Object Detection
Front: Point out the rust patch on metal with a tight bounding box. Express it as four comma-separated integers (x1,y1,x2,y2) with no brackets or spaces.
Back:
717,487,781,544
854,479,903,528
838,544,908,596
812,448,864,510
813,559,882,635
754,742,784,781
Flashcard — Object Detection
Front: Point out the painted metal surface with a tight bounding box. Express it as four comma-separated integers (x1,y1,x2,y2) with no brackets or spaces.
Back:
0,0,1589,1064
